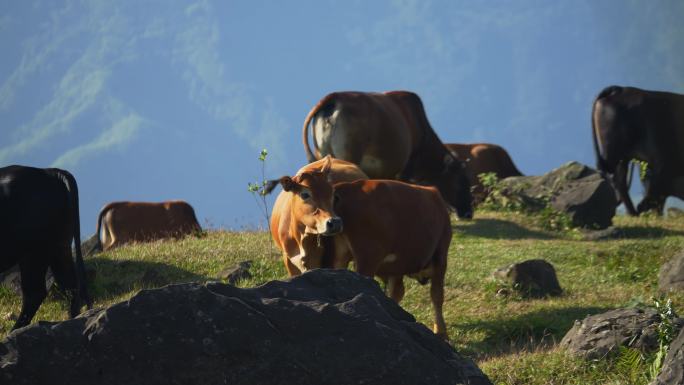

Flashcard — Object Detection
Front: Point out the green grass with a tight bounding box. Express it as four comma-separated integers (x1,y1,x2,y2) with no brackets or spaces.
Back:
2,210,683,385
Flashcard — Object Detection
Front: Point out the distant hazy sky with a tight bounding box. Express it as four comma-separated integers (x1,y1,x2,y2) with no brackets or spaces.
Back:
1,0,683,234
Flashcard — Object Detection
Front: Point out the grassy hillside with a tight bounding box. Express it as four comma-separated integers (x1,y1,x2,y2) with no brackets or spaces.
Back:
2,210,684,385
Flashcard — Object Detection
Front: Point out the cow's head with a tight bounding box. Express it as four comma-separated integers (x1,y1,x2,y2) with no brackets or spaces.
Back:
435,152,473,219
279,156,343,236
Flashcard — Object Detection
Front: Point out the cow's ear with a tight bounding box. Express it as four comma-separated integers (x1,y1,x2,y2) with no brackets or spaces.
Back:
320,155,333,175
443,153,466,172
279,176,299,192
449,150,469,165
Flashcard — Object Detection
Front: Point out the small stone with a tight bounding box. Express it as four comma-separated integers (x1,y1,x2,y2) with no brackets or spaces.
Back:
492,259,562,298
217,260,253,285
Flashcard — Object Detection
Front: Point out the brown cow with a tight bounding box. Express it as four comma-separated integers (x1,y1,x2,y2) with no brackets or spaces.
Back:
302,90,473,219
331,179,452,339
270,156,368,275
446,143,523,203
274,162,452,339
90,200,201,252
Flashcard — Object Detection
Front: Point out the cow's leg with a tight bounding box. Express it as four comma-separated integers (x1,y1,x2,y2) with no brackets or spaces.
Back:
430,226,451,340
353,254,381,278
430,275,447,339
329,235,352,269
637,168,667,215
341,234,382,277
614,160,638,216
50,243,82,318
637,195,666,215
386,276,405,303
282,254,302,276
14,257,49,330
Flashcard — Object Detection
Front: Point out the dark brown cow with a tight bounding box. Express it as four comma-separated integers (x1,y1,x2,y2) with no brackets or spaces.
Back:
90,200,201,252
446,143,523,203
302,90,473,219
274,163,452,339
592,86,684,215
270,156,368,275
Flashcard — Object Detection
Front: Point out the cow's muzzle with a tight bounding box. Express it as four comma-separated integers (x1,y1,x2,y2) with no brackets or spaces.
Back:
323,216,343,235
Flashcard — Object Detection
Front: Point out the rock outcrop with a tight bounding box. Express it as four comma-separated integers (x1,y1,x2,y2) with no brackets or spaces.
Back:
495,161,617,229
651,326,684,385
0,269,491,385
659,249,684,292
560,308,684,359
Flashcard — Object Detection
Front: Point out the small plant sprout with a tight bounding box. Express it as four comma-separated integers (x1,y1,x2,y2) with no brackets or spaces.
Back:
247,149,272,233
632,159,650,182
649,297,678,380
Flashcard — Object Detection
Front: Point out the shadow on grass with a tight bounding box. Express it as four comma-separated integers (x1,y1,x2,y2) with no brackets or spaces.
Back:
453,218,558,240
85,257,211,300
455,305,610,359
612,226,684,239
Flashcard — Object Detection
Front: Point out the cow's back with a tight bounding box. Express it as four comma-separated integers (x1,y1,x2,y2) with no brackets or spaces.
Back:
0,166,71,246
594,86,684,172
448,143,521,178
100,201,199,249
310,92,417,179
165,200,201,233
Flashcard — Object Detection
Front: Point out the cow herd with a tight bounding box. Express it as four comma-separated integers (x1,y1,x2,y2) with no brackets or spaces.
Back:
0,170,201,330
1,85,683,338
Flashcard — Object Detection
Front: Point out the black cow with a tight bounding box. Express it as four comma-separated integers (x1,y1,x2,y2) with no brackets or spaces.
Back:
592,86,684,215
0,165,92,330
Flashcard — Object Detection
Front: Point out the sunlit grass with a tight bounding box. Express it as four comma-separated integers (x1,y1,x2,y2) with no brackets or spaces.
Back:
1,210,683,384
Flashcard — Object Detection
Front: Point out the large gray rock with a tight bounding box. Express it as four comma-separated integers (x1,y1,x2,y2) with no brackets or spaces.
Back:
651,327,684,385
560,308,684,360
497,161,617,229
659,250,684,292
492,259,562,298
0,269,491,385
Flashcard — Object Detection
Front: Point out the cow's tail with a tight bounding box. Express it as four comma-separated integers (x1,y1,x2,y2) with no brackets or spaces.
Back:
88,203,111,256
302,94,336,163
592,86,622,173
57,169,93,309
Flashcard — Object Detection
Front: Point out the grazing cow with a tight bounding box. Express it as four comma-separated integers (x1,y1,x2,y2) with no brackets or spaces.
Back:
302,90,473,219
270,156,368,275
90,200,202,252
0,165,91,330
445,143,523,204
592,86,684,215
